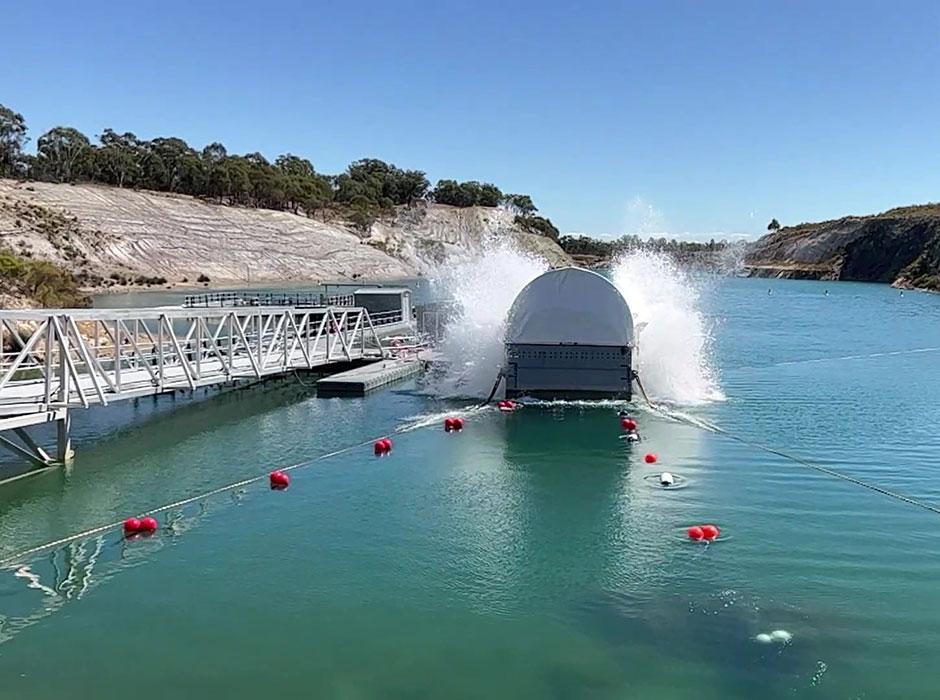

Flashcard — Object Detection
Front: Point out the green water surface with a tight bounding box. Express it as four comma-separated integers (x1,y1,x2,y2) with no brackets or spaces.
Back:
2,278,940,698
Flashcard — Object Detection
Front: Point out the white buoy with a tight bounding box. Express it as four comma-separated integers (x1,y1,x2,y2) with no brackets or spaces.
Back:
659,472,675,486
770,630,792,643
626,433,639,443
755,633,773,644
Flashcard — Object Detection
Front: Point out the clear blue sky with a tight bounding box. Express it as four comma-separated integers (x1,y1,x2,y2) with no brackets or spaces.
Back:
3,0,939,239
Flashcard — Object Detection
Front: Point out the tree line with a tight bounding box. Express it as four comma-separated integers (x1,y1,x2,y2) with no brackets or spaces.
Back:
0,103,558,236
559,233,730,258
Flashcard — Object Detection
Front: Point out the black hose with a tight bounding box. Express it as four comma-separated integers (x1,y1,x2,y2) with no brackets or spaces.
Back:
633,370,655,409
478,370,504,407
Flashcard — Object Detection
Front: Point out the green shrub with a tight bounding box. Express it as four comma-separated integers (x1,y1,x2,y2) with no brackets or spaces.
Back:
0,249,89,307
514,214,560,240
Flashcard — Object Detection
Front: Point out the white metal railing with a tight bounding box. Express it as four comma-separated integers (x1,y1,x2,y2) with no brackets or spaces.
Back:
0,305,387,411
183,292,356,308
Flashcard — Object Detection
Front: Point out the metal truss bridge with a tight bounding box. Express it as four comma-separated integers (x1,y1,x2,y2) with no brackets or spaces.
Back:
0,303,405,469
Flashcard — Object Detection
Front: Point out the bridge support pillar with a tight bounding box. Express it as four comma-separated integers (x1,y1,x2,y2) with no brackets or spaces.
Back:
57,409,74,465
0,410,72,471
56,317,75,465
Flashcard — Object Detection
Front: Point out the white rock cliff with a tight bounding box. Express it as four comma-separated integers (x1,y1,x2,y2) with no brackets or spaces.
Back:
0,179,570,290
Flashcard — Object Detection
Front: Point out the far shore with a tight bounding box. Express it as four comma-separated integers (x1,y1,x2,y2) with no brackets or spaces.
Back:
85,273,423,298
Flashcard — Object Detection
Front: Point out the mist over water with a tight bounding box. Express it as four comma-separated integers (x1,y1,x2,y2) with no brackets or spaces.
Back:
426,242,722,405
610,251,723,405
426,241,548,398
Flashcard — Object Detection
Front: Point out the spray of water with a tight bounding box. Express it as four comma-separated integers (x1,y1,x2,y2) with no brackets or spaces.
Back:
426,241,722,405
610,250,723,405
425,239,548,398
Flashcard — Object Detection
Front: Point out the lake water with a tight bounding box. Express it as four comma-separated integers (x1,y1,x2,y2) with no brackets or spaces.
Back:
2,271,940,698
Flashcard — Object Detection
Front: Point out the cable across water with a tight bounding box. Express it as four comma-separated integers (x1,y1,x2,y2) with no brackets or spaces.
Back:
633,373,940,517
0,418,442,568
7,378,938,569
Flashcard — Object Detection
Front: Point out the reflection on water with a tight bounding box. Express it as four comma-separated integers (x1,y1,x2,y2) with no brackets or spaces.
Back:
0,500,217,646
575,588,828,699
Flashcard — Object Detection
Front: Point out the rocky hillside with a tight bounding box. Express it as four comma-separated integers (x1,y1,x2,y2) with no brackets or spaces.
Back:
745,204,940,291
0,179,569,303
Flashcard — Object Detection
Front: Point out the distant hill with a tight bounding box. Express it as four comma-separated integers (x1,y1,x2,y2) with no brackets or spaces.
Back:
745,204,940,291
558,233,742,273
0,179,569,306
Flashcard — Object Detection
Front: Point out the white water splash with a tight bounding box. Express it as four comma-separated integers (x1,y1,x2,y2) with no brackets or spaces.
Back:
425,240,548,398
426,242,722,405
611,250,723,405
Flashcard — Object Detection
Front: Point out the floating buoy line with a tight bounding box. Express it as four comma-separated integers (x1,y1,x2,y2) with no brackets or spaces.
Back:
631,373,940,517
687,524,720,541
444,417,465,432
8,372,940,568
373,438,393,456
269,470,291,489
0,416,453,568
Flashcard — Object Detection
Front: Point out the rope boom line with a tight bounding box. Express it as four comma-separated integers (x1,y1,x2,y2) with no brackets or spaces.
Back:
0,430,413,568
632,372,940,517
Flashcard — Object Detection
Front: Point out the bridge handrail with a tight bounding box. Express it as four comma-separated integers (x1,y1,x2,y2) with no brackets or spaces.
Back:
0,304,411,410
368,309,405,326
0,301,418,467
0,305,363,322
182,291,356,309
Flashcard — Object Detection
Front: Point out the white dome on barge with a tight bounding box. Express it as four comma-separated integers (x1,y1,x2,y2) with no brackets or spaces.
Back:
505,267,634,347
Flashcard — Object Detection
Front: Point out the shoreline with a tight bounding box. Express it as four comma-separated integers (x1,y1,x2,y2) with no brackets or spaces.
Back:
84,273,423,298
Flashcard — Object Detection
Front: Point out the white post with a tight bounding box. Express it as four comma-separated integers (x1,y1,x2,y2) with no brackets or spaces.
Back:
158,318,164,390
257,312,263,369
195,315,202,379
57,409,73,464
114,320,121,391
57,317,74,464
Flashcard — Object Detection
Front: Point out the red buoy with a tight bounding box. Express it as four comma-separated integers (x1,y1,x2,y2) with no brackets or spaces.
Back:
138,516,158,533
444,417,455,431
269,470,290,488
123,518,141,536
382,438,393,451
621,418,637,431
497,400,507,409
701,524,720,540
453,417,464,430
644,453,658,464
687,526,704,541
